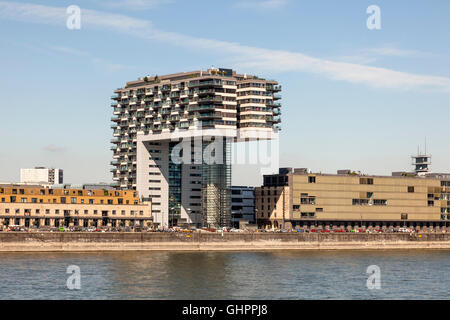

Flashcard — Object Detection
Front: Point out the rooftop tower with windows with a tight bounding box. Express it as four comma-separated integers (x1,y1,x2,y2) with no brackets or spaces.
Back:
412,143,431,176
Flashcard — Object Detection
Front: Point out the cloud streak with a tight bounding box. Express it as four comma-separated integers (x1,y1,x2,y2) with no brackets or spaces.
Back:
43,144,66,153
235,0,288,10
102,0,173,10
1,1,450,92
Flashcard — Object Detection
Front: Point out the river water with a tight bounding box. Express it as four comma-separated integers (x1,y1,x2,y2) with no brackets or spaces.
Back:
0,250,448,299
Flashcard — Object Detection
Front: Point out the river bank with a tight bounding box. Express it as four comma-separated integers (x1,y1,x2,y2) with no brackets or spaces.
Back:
0,232,450,252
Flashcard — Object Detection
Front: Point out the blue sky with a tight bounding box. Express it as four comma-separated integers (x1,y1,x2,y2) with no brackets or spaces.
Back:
0,0,449,185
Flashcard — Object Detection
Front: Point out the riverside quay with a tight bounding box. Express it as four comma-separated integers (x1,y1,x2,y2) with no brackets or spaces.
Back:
0,185,152,228
256,168,450,230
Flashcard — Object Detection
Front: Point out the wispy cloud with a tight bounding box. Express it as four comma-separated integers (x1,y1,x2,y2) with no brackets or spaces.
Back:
235,0,288,10
49,45,90,57
102,0,173,10
48,45,132,72
334,45,437,65
362,46,422,57
1,1,450,92
43,144,66,153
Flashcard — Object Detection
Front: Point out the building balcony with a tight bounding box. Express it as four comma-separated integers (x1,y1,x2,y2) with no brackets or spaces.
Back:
272,116,281,123
188,104,215,112
197,111,223,120
111,94,119,100
189,80,223,87
177,122,189,129
197,96,223,104
273,85,282,92
273,94,281,100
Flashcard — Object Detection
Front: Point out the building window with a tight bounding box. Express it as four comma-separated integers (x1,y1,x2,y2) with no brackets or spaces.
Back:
60,197,66,204
112,210,116,215
308,176,316,183
373,199,387,206
5,209,9,214
293,205,300,211
55,210,59,214
300,196,315,205
36,209,40,214
352,199,369,205
94,210,98,215
21,198,27,203
316,208,323,212
46,209,50,214
139,211,144,216
408,186,415,193
121,210,125,215
89,199,94,204
71,198,77,204
428,200,434,207
360,178,374,185
401,213,408,220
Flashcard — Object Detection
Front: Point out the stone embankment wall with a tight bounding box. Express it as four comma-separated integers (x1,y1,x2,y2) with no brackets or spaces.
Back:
0,232,449,251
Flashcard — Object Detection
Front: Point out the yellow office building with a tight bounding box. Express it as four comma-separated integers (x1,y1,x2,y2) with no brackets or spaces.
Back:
255,168,450,230
0,185,152,229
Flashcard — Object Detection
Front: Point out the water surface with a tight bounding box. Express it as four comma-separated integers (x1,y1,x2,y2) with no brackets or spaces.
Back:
0,250,448,299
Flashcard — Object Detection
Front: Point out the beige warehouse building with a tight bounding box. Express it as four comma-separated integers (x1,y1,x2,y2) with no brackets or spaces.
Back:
255,168,450,230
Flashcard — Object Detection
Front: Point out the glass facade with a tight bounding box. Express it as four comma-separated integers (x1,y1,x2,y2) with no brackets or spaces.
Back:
168,142,181,226
201,140,231,228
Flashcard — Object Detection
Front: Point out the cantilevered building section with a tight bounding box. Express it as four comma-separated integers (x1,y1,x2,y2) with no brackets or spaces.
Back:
110,68,281,228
